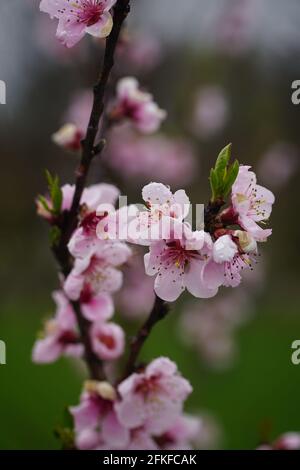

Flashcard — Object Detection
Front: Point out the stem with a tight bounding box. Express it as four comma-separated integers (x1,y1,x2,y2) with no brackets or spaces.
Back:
52,0,131,381
124,295,170,378
71,301,105,380
63,0,131,247
204,198,225,234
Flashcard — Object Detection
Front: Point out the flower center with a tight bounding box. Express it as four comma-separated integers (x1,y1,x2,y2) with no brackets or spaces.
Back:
77,1,104,26
97,333,115,350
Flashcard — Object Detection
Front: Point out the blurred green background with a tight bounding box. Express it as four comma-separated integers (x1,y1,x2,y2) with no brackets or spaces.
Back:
1,0,300,449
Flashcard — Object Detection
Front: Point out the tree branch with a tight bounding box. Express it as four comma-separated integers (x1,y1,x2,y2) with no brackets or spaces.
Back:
123,295,170,378
51,0,131,381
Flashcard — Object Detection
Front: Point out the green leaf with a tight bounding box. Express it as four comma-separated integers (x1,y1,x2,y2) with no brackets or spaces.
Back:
37,195,52,214
209,168,219,201
215,143,232,179
45,170,63,215
209,144,239,202
223,159,239,197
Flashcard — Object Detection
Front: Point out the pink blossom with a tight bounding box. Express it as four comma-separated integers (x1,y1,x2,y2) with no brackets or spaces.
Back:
32,291,83,363
120,31,162,72
191,86,229,139
257,432,300,450
157,414,202,450
90,321,125,360
231,165,275,241
258,142,299,189
105,128,196,186
180,293,250,369
67,183,120,257
70,386,129,450
80,286,114,322
37,182,118,223
64,239,131,300
128,182,190,246
127,429,158,450
64,90,93,134
203,233,257,290
215,0,258,56
111,77,166,133
115,357,192,435
40,0,116,48
52,123,83,151
273,432,300,450
212,234,238,263
52,90,95,150
144,229,217,302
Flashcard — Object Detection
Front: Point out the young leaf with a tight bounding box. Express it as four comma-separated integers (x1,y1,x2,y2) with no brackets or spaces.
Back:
223,159,239,197
209,143,239,202
45,170,63,215
37,195,52,214
215,143,232,179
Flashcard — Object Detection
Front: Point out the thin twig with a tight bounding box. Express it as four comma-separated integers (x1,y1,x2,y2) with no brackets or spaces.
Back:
123,295,170,378
52,0,131,381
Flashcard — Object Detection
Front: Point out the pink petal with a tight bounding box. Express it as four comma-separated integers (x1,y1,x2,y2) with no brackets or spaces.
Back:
81,293,114,322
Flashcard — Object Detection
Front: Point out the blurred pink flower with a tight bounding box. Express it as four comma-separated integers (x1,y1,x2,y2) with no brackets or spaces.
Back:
90,321,125,360
52,90,93,151
115,357,192,435
52,123,83,151
116,251,155,319
64,89,93,134
64,239,131,300
258,143,299,189
180,292,250,369
273,432,300,450
119,31,162,72
105,128,197,187
215,0,258,56
32,291,83,363
40,0,116,48
70,388,129,450
80,287,114,322
111,77,166,133
158,414,202,450
258,432,300,450
191,86,229,138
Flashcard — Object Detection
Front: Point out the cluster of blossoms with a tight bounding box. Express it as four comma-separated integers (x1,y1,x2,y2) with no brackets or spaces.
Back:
258,433,300,450
52,77,166,152
36,0,277,452
35,155,274,447
34,183,130,364
116,164,274,302
70,357,203,450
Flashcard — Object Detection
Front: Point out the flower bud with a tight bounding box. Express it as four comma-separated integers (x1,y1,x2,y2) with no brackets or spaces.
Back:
213,235,238,263
84,380,116,401
52,123,83,151
234,230,257,253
